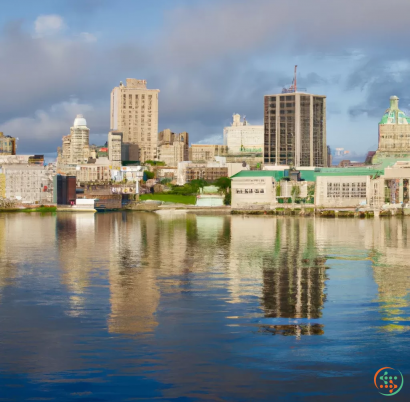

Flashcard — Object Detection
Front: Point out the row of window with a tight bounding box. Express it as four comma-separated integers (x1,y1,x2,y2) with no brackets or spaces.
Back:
326,183,366,198
236,188,265,194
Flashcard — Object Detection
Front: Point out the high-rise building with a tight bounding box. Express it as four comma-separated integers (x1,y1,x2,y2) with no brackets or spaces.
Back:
108,131,123,168
223,114,263,154
110,79,159,163
57,115,90,168
157,129,189,166
264,93,327,167
0,132,16,155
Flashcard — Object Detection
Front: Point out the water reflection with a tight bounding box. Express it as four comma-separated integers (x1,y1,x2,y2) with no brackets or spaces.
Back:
1,213,410,399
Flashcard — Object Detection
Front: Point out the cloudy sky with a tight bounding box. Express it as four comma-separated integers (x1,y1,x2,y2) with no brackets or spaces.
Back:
1,0,409,160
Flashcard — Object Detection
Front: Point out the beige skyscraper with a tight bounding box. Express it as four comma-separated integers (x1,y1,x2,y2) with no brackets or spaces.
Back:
264,92,327,167
110,79,159,163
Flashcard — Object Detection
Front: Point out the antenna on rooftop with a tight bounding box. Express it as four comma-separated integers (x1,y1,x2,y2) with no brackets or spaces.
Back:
282,65,306,93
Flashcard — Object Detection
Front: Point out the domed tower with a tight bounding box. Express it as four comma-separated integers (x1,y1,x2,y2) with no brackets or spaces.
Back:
70,114,90,164
377,96,410,157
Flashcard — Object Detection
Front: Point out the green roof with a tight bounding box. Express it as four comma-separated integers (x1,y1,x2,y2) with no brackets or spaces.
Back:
231,167,383,181
231,170,284,180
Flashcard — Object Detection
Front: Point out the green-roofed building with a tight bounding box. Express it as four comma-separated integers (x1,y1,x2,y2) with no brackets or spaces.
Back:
373,96,410,165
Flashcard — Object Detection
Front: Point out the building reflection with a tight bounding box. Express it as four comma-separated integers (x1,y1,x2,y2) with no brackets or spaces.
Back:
227,216,328,336
367,219,410,333
56,213,98,316
0,214,57,302
107,213,160,335
261,219,327,320
315,218,410,333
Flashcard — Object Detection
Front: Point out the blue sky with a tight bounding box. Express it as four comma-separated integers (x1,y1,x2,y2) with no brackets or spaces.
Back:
1,0,409,160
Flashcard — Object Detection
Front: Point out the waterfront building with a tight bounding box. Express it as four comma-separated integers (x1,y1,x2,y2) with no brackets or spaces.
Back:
1,165,54,204
0,132,16,155
53,175,76,205
230,171,277,209
189,144,228,162
223,114,263,154
157,129,189,166
108,131,123,168
264,92,327,167
315,174,373,208
110,79,159,163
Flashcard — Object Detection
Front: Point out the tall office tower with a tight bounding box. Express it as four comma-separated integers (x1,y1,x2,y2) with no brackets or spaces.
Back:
110,79,159,163
58,114,90,166
264,93,327,167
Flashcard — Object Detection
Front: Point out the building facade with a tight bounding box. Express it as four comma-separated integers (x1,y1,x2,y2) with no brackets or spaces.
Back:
373,96,410,163
76,158,111,183
189,144,228,162
231,172,277,209
157,129,189,166
223,114,263,154
57,115,90,172
110,79,159,163
0,132,16,155
264,92,327,167
2,165,53,204
108,131,123,168
315,175,372,208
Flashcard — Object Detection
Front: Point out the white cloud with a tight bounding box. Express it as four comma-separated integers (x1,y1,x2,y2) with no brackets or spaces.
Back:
78,32,97,43
1,99,95,152
34,15,65,37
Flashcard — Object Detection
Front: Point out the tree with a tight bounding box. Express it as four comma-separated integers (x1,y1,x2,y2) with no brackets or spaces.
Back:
190,179,207,192
215,177,231,194
144,171,155,180
291,185,300,204
276,183,281,197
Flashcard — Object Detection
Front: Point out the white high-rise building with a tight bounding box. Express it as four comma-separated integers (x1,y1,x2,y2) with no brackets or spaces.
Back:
223,114,263,154
57,115,90,173
110,79,159,163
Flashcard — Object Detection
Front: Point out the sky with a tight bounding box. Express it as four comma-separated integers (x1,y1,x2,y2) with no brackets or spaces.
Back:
1,0,410,161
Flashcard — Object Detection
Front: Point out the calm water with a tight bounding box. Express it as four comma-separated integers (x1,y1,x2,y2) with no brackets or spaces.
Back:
0,212,409,401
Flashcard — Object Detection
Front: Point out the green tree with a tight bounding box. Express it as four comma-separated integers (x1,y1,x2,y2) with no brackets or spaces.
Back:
223,191,231,205
215,177,231,194
144,171,155,180
276,183,281,197
291,185,301,204
190,179,207,192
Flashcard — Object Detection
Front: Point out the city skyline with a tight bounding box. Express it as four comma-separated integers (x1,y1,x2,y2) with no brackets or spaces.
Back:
0,0,409,159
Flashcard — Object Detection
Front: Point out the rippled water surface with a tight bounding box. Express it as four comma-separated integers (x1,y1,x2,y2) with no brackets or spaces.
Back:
0,212,409,401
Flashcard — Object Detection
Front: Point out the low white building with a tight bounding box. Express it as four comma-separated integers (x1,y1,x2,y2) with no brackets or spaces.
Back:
231,172,277,208
315,175,372,208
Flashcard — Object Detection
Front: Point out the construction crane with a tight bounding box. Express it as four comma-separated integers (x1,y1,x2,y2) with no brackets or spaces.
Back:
282,65,306,94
